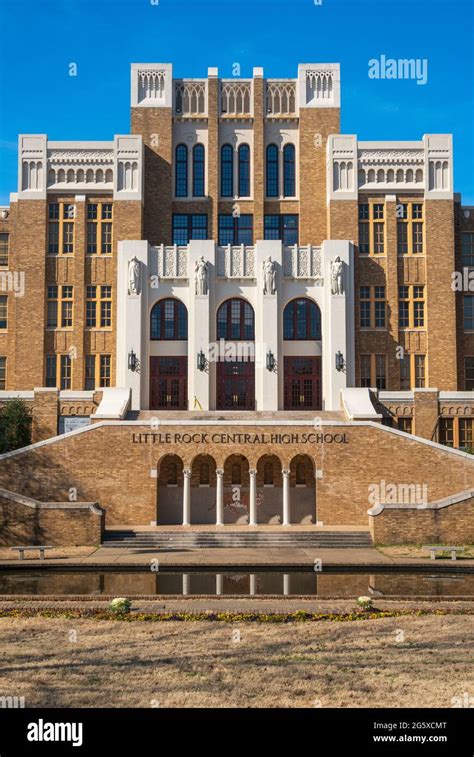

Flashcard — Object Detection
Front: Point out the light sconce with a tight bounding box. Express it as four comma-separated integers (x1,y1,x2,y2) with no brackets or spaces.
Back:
128,349,137,372
266,350,275,372
197,350,206,372
335,350,345,372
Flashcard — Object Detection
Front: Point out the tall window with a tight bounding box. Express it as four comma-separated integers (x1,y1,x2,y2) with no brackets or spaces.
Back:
46,286,58,328
359,286,386,329
464,296,474,331
400,354,427,389
85,285,111,329
60,286,73,328
150,299,188,340
172,214,208,245
0,233,8,267
399,285,425,328
283,144,295,197
462,233,474,266
264,214,298,245
87,203,113,255
221,144,234,197
192,144,205,197
175,144,188,197
238,144,250,197
358,203,384,255
266,144,279,197
45,355,72,389
283,298,321,340
414,354,426,388
359,354,387,389
85,354,111,389
397,202,424,255
85,355,96,390
218,214,253,246
0,296,6,330
217,299,254,340
48,203,75,255
465,357,474,391
0,356,6,389
400,355,411,390
60,355,72,390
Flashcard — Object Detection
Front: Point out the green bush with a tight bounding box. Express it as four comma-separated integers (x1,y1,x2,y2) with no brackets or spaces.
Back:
0,399,32,453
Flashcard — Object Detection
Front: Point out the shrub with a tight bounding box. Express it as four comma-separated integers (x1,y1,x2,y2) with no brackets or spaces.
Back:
0,399,32,453
109,597,132,615
356,596,374,611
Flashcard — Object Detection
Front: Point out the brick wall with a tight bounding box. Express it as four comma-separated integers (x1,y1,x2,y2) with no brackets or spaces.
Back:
0,492,104,546
369,497,474,545
0,421,472,529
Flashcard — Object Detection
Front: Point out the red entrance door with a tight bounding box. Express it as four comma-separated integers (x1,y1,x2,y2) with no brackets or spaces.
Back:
150,357,187,410
216,361,255,410
284,357,322,410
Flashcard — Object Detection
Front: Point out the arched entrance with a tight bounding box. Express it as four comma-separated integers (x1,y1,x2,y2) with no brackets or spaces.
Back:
190,454,217,524
216,298,255,410
289,454,316,524
223,454,250,523
157,454,184,525
283,298,322,410
256,454,283,524
149,298,188,410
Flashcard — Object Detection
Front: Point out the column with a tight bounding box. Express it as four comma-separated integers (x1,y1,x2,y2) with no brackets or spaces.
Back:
249,469,257,525
216,469,224,526
182,468,191,526
282,468,290,526
182,574,190,595
249,574,256,596
216,574,223,595
283,574,291,596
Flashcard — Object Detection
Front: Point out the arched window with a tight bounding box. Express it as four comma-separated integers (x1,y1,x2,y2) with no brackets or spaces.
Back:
221,144,233,197
199,463,210,485
192,144,205,197
296,462,306,486
175,144,188,197
217,298,254,340
231,463,241,485
238,144,250,197
150,299,188,340
283,298,321,340
264,461,274,486
266,144,279,197
283,144,295,197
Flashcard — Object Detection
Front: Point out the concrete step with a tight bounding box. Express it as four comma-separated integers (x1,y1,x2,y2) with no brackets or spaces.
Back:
102,530,373,549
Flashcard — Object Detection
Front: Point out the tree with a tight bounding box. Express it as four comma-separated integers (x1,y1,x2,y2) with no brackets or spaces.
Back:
0,399,32,453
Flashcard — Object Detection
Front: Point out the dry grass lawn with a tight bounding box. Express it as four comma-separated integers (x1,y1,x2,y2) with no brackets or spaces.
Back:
377,545,474,559
0,615,472,708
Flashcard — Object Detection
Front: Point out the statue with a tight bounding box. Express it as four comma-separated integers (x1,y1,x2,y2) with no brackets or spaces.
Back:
262,256,276,295
331,256,344,295
194,256,209,296
128,256,141,296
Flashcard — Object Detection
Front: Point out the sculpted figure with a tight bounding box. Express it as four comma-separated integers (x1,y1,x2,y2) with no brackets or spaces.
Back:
128,257,141,296
194,256,209,296
262,256,276,295
331,256,344,295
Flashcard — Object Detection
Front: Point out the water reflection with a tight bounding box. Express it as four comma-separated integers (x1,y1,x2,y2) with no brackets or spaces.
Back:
0,571,472,597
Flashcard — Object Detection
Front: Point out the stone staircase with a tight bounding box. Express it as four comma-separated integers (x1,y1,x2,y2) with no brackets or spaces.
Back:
102,530,373,549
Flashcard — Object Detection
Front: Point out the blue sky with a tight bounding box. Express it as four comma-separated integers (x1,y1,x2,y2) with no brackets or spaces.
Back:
0,0,473,204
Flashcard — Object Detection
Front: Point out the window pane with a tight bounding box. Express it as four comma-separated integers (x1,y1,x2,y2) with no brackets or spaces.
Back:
266,144,279,197
192,144,205,197
238,144,250,197
283,144,295,197
175,144,188,197
221,144,233,197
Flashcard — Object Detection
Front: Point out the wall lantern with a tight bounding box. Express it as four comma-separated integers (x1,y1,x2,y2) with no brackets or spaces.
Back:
335,350,345,372
197,350,206,372
266,350,275,372
128,349,137,372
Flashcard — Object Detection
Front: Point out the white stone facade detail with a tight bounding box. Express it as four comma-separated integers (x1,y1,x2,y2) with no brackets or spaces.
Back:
131,63,173,108
265,81,297,116
298,64,341,108
220,80,253,116
18,135,47,199
174,79,207,117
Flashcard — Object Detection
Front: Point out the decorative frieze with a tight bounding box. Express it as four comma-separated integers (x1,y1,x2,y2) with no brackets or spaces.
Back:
174,80,207,117
220,81,252,117
155,245,189,279
216,245,255,278
283,245,322,280
265,81,297,116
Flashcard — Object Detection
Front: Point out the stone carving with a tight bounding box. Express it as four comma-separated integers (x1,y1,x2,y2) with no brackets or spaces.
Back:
128,257,141,296
0,209,9,220
262,256,276,295
331,256,344,295
194,256,209,296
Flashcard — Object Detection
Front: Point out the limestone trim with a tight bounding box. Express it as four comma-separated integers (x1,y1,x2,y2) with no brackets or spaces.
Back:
0,487,103,516
368,488,474,516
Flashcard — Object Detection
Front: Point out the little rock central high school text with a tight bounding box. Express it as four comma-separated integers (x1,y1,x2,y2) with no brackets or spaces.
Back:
0,63,473,545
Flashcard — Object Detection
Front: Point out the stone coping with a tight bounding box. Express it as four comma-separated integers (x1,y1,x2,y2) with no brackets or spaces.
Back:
0,487,103,515
368,488,474,516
